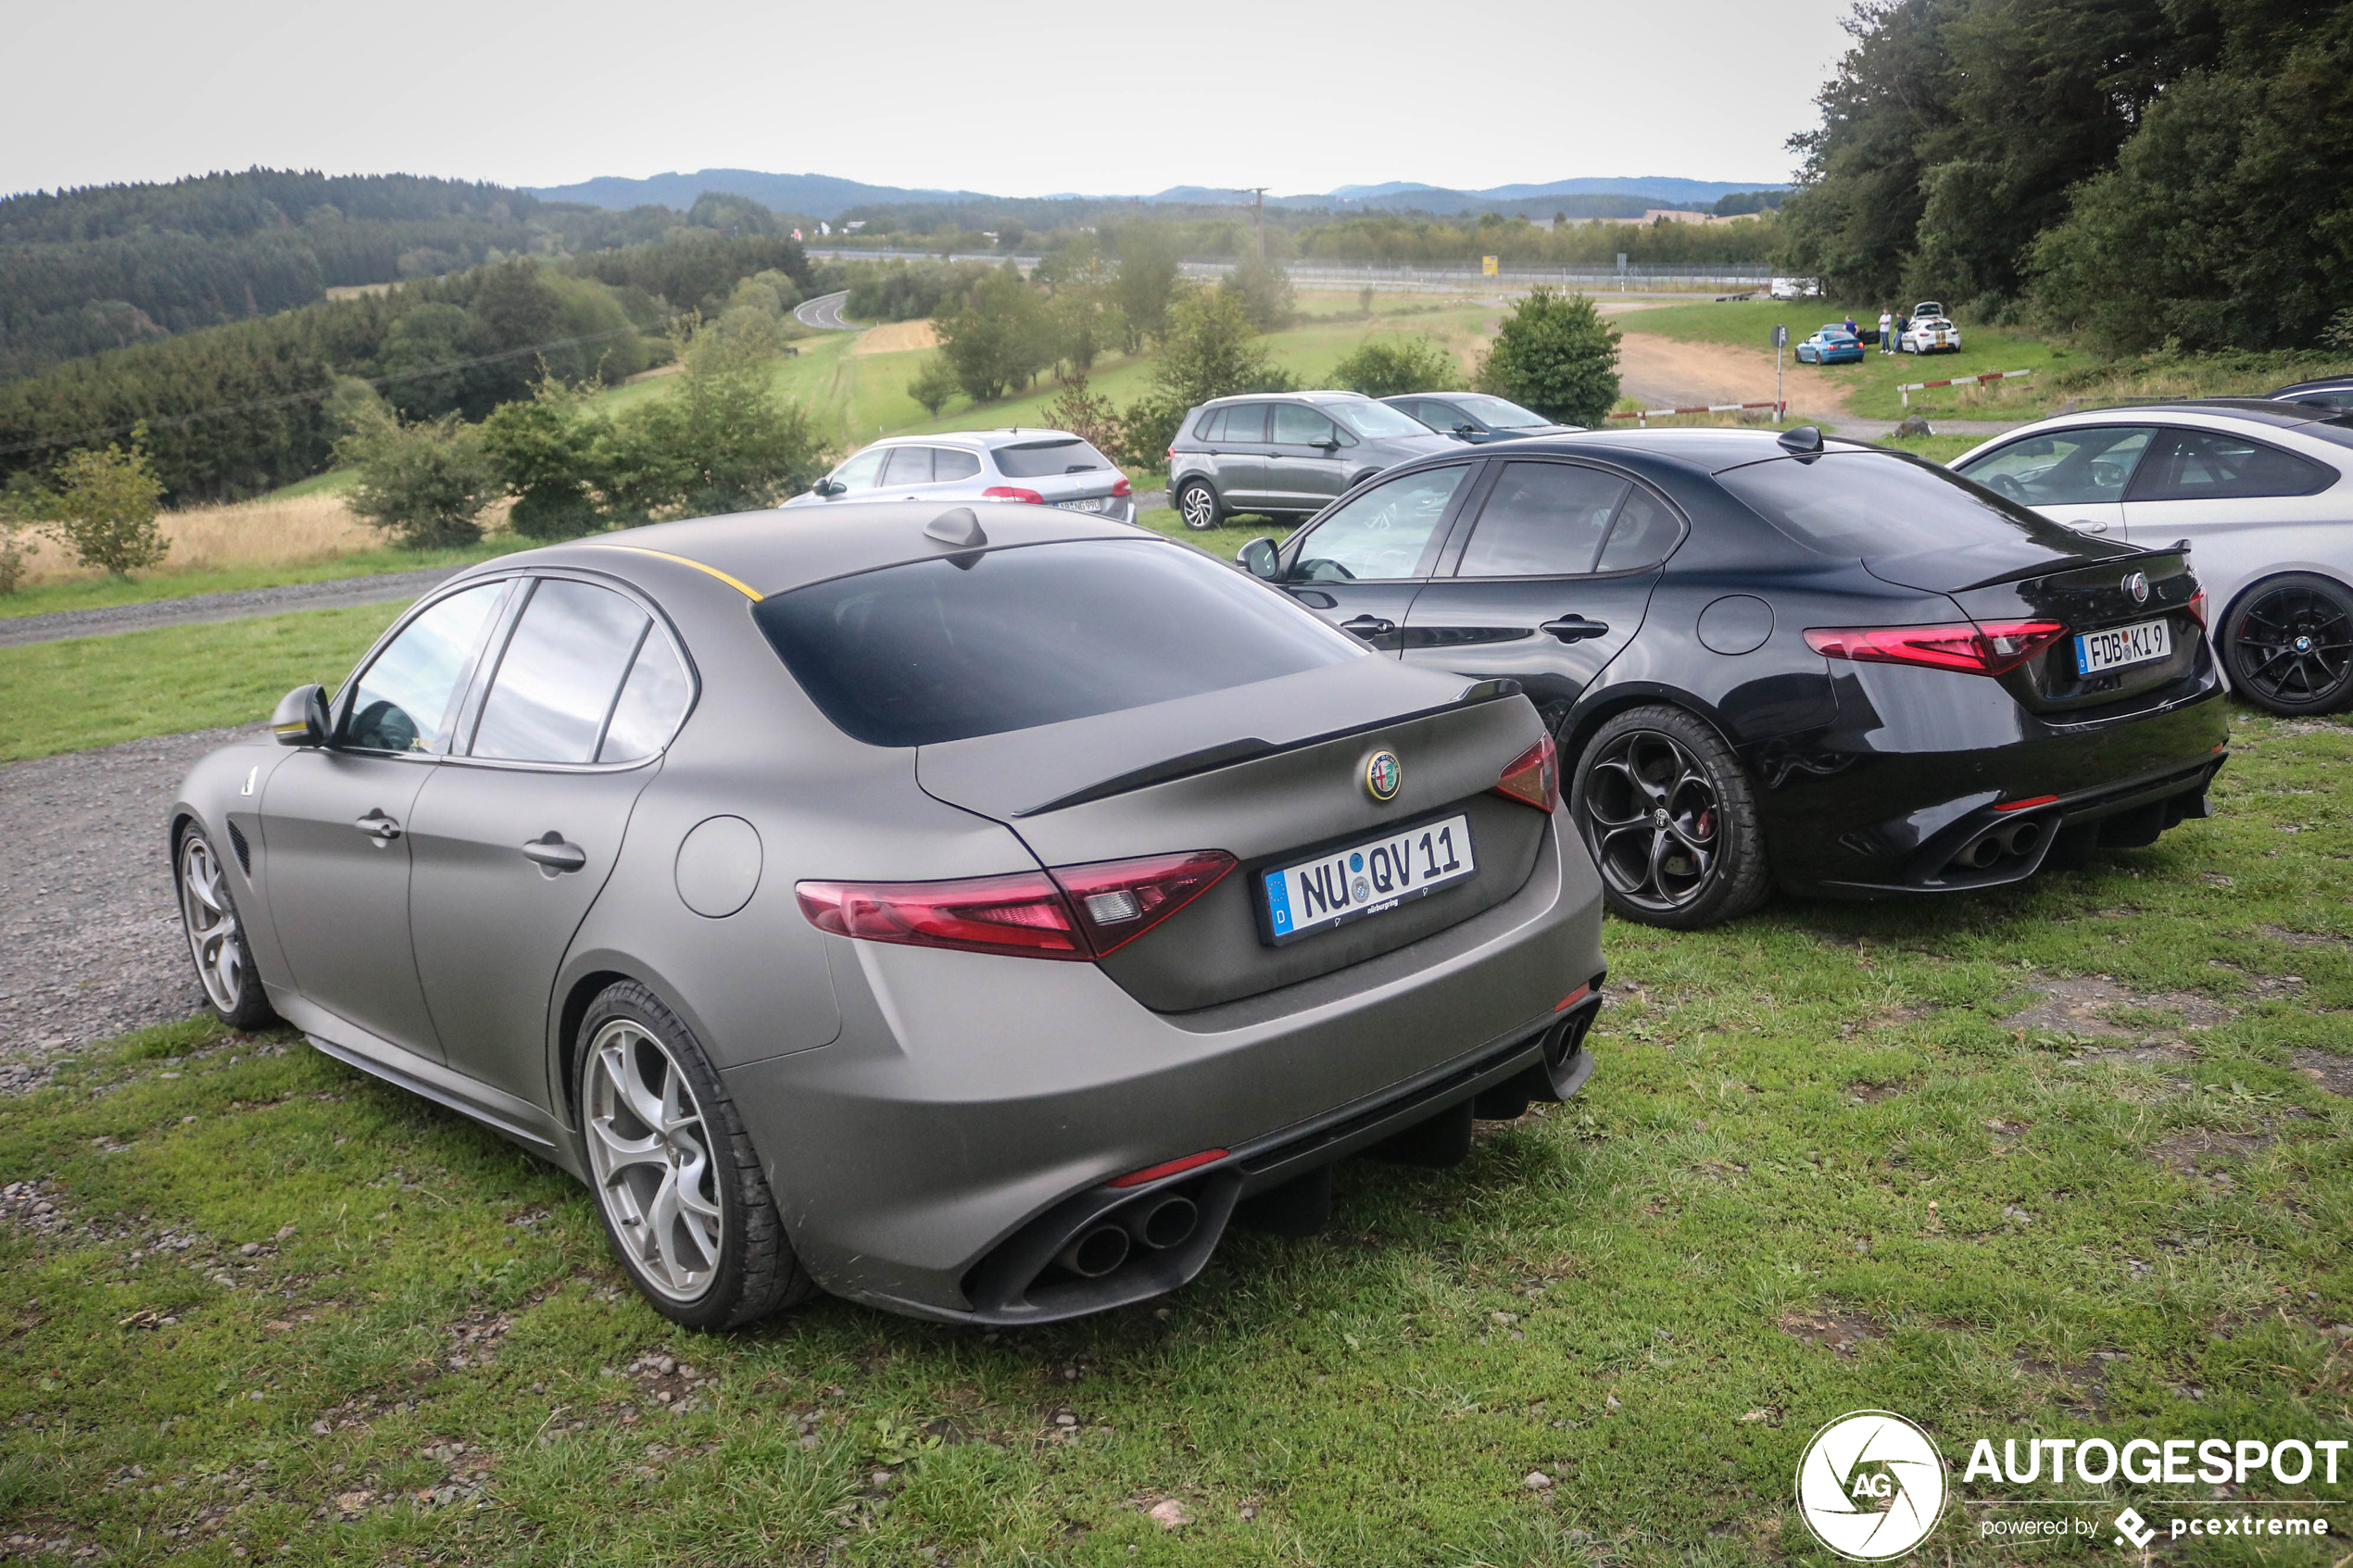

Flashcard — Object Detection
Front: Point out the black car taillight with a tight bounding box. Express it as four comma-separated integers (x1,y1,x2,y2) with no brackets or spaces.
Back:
1805,619,2066,678
1491,732,1559,812
797,850,1236,962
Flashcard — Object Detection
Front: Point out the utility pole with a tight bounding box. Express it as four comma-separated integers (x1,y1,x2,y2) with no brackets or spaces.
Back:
1237,187,1269,259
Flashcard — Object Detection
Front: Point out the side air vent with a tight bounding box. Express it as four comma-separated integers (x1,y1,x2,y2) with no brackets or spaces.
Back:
226,819,252,875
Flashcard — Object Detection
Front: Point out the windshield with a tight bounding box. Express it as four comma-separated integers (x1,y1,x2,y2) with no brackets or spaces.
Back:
992,438,1112,478
1716,451,2094,558
1448,394,1551,429
754,539,1364,747
1330,399,1439,440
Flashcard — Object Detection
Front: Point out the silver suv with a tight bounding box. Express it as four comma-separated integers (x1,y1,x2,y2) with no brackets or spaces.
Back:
1168,392,1456,530
782,429,1135,523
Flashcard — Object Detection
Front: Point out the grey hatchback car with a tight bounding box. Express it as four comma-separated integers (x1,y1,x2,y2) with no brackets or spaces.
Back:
172,503,1607,1328
1170,391,1457,530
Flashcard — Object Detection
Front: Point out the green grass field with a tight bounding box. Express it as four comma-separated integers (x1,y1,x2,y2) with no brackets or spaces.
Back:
0,604,401,760
2,704,2346,1564
0,541,521,623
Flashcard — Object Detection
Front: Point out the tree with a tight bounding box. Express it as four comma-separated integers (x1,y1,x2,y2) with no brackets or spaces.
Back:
933,264,1052,403
1116,286,1297,467
1220,253,1295,332
1476,288,1619,428
1111,221,1182,350
35,429,169,576
338,412,497,549
478,370,610,540
601,320,825,521
1040,374,1123,458
907,355,959,418
1330,334,1466,397
1035,238,1120,377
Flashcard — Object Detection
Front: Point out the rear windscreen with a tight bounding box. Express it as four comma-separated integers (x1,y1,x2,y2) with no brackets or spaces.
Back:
754,540,1365,747
1715,451,2088,558
993,438,1111,478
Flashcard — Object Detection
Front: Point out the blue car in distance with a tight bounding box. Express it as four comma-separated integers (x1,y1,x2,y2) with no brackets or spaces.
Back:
1795,327,1863,365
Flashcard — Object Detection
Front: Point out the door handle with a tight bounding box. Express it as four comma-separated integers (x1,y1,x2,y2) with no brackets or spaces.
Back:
520,832,588,874
2067,518,2110,534
352,809,402,843
1540,616,1611,642
1340,614,1396,637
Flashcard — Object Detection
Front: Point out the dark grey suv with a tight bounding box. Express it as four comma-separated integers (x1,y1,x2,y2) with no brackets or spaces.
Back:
1170,392,1456,530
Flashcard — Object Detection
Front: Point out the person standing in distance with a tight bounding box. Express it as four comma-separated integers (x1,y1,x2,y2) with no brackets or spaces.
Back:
1879,307,1894,353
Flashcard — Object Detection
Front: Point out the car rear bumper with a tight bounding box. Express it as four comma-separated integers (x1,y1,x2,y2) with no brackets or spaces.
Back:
1753,662,2230,897
717,809,1605,1321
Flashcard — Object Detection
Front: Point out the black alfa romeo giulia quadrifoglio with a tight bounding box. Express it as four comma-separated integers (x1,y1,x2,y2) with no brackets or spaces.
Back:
1233,426,2230,927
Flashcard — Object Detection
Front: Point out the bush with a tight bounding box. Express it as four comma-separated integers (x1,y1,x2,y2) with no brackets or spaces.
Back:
1039,375,1123,460
338,412,497,549
907,356,959,418
478,372,608,540
30,431,170,576
1476,287,1620,428
601,323,826,522
934,264,1052,403
1330,334,1466,397
1116,285,1297,468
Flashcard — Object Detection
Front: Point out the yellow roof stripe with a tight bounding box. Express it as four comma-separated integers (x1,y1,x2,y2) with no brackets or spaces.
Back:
586,544,764,601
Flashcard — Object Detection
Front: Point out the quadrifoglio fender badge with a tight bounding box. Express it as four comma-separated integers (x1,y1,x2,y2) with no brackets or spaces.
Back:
1364,749,1403,803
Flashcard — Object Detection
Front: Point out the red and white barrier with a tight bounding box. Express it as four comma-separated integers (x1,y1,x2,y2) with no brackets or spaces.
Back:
1899,369,2032,407
1607,398,1785,425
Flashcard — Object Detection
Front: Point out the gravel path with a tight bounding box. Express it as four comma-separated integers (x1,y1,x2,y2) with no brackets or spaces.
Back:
0,723,261,1093
0,567,462,649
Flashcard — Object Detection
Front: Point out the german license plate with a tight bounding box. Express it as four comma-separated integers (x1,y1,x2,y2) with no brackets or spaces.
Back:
1261,814,1475,946
1058,496,1111,514
2075,617,2171,674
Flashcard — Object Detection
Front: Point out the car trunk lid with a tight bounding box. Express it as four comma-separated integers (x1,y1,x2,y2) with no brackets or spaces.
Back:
1922,546,2206,713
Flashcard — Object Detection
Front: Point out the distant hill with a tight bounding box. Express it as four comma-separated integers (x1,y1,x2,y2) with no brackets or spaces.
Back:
530,170,1787,220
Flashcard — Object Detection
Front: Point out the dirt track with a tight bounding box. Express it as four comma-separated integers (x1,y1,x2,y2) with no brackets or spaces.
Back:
1613,331,1848,420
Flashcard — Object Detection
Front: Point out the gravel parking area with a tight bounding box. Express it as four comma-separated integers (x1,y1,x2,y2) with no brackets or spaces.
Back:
0,567,461,649
0,723,260,1093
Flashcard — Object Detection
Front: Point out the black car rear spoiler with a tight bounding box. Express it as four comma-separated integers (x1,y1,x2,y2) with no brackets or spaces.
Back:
1945,539,2193,595
1014,679,1526,817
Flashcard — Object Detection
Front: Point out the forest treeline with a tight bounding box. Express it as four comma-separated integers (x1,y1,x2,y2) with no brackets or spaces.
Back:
1780,0,2353,352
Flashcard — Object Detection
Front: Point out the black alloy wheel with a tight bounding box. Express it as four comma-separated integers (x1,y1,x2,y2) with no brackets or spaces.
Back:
1571,705,1770,929
1176,480,1224,532
2222,573,2353,715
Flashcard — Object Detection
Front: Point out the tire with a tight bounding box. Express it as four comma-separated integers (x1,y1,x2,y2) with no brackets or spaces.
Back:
1176,480,1224,532
175,822,277,1032
2221,572,2353,715
575,982,816,1330
1569,705,1771,929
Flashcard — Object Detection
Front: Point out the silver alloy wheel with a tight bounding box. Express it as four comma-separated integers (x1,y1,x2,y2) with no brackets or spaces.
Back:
584,1019,724,1301
177,833,245,1013
1579,728,1723,912
1179,483,1217,531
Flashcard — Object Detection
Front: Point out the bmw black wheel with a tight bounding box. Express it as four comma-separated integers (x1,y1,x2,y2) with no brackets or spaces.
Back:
1571,705,1771,929
576,981,817,1330
1176,480,1224,532
2221,573,2353,715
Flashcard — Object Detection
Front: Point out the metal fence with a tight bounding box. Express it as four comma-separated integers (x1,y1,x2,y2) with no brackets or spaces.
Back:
799,247,1774,295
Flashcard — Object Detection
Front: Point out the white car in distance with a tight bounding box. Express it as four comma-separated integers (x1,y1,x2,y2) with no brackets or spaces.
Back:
785,429,1135,524
1899,314,1962,354
1950,399,2353,715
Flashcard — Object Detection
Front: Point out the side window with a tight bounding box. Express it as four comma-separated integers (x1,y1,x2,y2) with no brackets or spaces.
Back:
470,580,651,764
342,582,507,755
598,631,692,763
2127,428,2334,502
1272,404,1339,446
1594,485,1685,572
832,448,888,492
1218,404,1269,443
1421,401,1468,431
1290,465,1471,582
933,447,981,483
1955,426,2153,506
880,446,935,486
1454,462,1630,578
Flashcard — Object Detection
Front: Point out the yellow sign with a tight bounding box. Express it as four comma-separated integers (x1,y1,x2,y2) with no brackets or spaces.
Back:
1481,256,1499,277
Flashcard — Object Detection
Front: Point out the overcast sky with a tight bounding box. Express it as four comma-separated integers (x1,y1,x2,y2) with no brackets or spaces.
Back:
5,0,1856,200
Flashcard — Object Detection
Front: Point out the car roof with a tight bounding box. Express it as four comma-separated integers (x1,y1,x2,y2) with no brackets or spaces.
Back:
2272,377,2353,396
1464,427,1881,476
471,502,1152,605
2047,397,2340,428
1199,390,1376,408
858,428,1088,452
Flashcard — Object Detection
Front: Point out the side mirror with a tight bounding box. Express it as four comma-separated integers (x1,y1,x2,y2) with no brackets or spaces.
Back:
1238,537,1281,581
1315,438,1342,453
812,478,844,497
271,684,330,747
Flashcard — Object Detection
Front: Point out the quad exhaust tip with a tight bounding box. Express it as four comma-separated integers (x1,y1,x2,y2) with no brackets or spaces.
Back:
1054,1224,1131,1279
1123,1195,1199,1251
1053,1193,1202,1279
1950,815,2046,872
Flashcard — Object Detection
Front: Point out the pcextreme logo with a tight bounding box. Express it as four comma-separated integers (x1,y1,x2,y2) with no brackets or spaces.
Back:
1795,1411,1950,1562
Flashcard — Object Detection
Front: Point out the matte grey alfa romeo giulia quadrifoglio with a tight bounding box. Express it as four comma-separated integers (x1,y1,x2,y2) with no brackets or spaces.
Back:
171,503,1606,1328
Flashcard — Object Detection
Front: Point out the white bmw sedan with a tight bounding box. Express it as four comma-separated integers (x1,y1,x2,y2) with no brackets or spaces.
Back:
1952,399,2353,714
784,428,1135,524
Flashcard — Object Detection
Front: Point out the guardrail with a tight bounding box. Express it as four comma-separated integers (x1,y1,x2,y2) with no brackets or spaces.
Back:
1607,399,1786,425
796,247,1775,294
1899,369,2034,407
